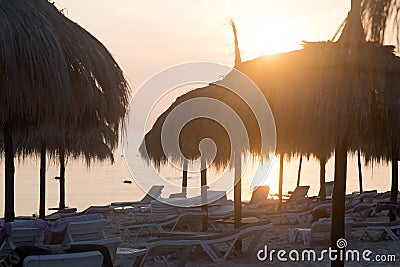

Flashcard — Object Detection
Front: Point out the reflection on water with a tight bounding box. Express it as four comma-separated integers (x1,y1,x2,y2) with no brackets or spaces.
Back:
0,153,393,216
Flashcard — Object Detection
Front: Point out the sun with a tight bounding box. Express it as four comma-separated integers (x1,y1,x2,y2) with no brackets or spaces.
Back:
239,18,304,58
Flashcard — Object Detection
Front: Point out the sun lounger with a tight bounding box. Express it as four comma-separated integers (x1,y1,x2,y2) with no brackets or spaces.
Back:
141,220,273,264
46,205,114,220
149,200,182,221
289,219,353,246
2,243,113,267
111,185,164,209
375,201,400,217
249,185,271,204
285,185,311,204
373,191,392,201
356,220,400,241
23,251,103,267
346,203,375,221
123,211,207,241
316,181,334,199
63,219,122,262
164,190,228,207
0,228,43,259
130,239,196,267
354,190,378,203
272,202,332,225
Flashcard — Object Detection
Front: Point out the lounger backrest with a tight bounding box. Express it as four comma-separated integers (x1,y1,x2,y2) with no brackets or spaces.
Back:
84,206,113,218
64,219,107,243
250,186,270,204
310,219,331,235
150,200,180,221
200,221,272,245
310,219,353,240
288,186,310,203
237,222,273,239
8,228,43,249
324,181,334,198
136,240,196,266
141,185,164,203
0,228,43,259
23,251,103,267
356,190,378,202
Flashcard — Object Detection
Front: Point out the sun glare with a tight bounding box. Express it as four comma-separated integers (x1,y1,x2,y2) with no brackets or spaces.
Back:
239,17,304,58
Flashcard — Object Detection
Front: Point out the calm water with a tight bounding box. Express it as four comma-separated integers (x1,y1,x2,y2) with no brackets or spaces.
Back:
0,153,394,216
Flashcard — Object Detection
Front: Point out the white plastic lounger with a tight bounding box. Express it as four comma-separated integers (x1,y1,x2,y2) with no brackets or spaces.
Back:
149,220,273,263
23,251,103,267
346,203,375,221
63,219,122,262
0,228,43,259
111,185,164,209
267,202,331,226
131,240,196,267
357,220,400,241
289,219,353,246
123,212,206,241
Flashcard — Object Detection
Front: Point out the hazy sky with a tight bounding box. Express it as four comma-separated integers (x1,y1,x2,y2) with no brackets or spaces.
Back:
54,0,350,91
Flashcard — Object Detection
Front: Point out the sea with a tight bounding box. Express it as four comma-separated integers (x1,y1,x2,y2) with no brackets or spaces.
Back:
0,151,393,216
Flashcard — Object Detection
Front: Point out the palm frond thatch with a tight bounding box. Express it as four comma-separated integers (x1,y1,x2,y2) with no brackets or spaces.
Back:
141,2,400,169
0,0,130,221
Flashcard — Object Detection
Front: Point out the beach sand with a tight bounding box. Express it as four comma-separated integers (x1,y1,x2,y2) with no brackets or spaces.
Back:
104,209,400,267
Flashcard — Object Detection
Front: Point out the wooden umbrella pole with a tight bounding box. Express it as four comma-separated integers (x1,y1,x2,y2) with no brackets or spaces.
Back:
357,150,363,194
390,144,398,222
297,156,302,187
234,152,242,251
278,155,284,210
331,142,347,267
201,157,208,231
39,145,46,219
320,158,326,201
182,159,188,196
59,150,66,210
4,122,15,222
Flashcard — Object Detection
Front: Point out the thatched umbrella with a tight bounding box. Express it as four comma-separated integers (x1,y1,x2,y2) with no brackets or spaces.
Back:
357,0,400,217
140,24,276,236
141,2,400,264
238,3,400,267
359,0,400,220
0,0,129,222
17,118,118,218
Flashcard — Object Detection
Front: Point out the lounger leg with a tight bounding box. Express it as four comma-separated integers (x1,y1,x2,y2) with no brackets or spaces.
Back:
177,245,193,267
223,239,238,261
202,242,224,262
302,232,310,246
385,227,399,241
245,234,263,255
359,228,374,241
294,214,305,225
289,228,295,243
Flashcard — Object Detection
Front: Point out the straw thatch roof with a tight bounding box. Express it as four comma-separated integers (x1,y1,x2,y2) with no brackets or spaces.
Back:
361,0,400,45
0,0,129,147
0,0,130,221
141,1,400,169
141,82,266,168
0,0,129,158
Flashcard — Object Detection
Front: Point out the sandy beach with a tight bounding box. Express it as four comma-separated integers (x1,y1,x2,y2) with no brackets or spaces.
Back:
2,1,400,267
104,207,400,267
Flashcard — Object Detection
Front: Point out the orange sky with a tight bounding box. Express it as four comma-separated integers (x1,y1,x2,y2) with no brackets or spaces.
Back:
54,0,350,91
